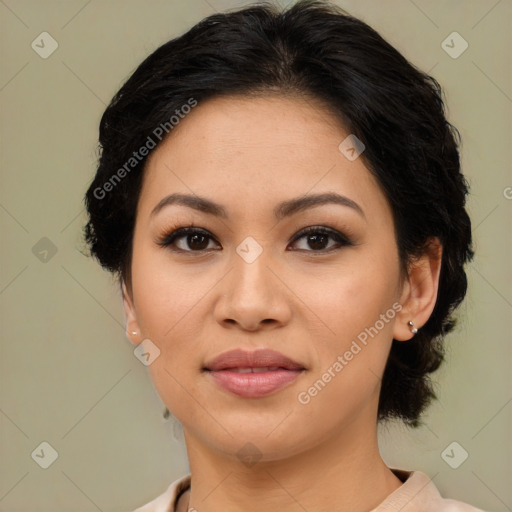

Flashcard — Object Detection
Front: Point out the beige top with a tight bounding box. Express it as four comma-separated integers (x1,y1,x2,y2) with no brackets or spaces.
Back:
133,468,486,512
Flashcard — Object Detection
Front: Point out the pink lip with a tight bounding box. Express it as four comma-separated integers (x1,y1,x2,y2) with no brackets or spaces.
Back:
203,349,305,398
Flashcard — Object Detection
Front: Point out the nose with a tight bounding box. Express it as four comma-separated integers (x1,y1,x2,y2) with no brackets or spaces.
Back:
214,250,292,332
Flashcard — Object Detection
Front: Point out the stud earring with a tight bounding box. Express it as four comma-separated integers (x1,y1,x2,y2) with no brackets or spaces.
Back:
126,329,138,339
408,321,418,335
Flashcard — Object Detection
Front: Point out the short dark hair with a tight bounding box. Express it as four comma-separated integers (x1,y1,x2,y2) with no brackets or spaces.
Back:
84,0,474,427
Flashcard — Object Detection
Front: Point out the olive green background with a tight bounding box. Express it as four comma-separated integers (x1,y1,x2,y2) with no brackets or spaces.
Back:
0,0,510,510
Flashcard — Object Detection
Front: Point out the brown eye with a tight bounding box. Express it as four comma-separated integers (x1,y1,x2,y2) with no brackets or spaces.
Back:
289,226,353,252
157,227,220,252
157,225,353,254
186,233,210,250
306,233,329,250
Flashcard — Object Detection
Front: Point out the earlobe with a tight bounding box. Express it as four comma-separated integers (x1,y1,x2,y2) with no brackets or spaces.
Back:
122,280,142,346
393,238,443,341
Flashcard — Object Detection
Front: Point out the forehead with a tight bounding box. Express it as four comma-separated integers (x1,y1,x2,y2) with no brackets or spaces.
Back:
148,94,344,168
139,94,389,222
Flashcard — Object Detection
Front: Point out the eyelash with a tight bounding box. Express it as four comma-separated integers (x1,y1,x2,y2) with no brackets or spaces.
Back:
156,224,354,254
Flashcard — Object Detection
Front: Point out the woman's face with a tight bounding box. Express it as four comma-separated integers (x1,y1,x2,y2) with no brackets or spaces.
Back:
124,94,415,462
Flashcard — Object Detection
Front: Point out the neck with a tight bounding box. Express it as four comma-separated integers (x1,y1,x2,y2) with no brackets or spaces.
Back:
180,420,403,512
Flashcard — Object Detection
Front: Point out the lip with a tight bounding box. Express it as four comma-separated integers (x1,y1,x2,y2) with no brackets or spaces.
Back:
203,349,305,398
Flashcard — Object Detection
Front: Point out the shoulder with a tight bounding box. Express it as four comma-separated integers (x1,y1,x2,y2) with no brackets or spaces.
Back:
372,469,485,512
132,474,191,512
133,470,484,512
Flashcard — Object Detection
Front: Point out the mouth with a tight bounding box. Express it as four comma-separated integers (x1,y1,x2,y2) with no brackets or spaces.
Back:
218,366,286,373
203,349,306,398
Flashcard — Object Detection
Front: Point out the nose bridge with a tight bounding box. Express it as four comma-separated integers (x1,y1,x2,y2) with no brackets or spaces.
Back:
231,238,275,303
215,238,291,330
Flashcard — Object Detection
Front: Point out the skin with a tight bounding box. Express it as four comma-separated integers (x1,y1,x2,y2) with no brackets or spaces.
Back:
122,94,442,512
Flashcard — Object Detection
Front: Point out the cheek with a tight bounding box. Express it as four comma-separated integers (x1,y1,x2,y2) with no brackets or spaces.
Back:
294,278,398,432
129,245,211,401
310,249,401,340
302,246,400,396
131,240,207,341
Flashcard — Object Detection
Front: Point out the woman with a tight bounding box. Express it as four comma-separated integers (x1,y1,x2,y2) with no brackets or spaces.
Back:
83,1,482,510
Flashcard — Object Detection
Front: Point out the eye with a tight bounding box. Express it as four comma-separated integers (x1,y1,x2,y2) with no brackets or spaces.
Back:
156,227,220,253
288,226,354,252
156,225,354,254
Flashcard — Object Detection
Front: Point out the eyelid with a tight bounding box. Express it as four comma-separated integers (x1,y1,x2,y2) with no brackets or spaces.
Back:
155,223,355,253
155,226,219,250
289,225,354,248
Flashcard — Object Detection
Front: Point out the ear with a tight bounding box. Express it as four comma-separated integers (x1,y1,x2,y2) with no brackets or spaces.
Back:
122,280,142,346
393,237,443,341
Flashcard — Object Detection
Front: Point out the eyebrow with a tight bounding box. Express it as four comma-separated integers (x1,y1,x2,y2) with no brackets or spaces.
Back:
150,191,365,220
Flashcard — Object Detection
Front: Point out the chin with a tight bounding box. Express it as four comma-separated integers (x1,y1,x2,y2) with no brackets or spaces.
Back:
183,408,327,462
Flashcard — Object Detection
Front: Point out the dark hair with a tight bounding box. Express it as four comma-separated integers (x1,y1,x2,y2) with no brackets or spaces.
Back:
84,0,473,427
